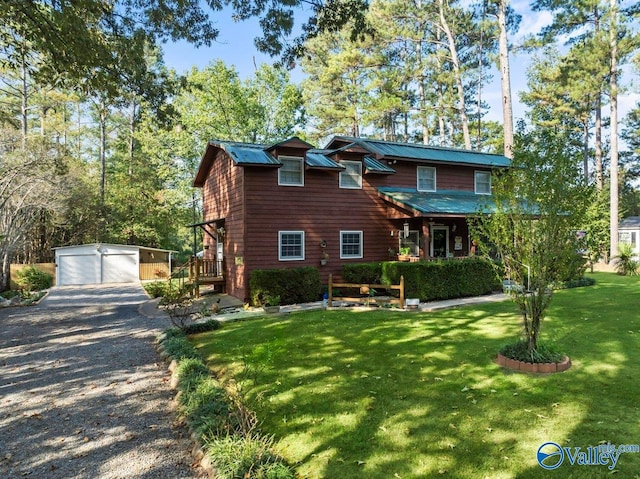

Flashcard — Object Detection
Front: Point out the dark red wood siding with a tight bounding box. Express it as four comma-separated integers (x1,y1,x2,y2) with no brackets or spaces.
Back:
201,146,490,301
201,149,249,300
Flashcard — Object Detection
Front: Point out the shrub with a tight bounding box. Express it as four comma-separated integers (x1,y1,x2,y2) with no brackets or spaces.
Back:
206,435,296,479
178,376,234,438
500,340,565,364
160,335,201,361
250,267,321,306
613,243,639,276
14,266,53,291
342,262,383,284
343,258,501,302
143,281,169,298
183,319,222,335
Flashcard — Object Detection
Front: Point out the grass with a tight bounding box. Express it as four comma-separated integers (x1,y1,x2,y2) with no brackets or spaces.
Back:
191,272,640,478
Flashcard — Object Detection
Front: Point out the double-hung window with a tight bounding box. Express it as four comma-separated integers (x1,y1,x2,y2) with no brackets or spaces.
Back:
339,161,362,189
278,156,304,186
279,231,304,261
340,231,363,259
475,171,491,195
417,166,436,192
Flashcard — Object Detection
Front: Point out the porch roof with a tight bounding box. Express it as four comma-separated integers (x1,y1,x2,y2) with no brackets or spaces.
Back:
378,187,495,216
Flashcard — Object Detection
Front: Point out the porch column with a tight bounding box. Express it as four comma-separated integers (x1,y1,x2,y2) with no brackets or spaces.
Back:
421,220,431,260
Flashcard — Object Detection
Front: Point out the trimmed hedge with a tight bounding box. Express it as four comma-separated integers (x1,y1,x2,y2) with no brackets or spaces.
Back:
343,258,502,302
250,266,321,306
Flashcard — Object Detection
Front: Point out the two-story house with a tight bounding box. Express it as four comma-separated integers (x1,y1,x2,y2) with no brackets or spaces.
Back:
192,136,510,302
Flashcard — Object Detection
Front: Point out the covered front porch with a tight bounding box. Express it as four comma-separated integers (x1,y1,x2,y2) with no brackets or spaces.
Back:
380,187,486,261
189,218,226,296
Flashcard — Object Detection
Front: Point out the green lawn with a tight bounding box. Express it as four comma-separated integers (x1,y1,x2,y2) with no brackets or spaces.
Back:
191,272,640,478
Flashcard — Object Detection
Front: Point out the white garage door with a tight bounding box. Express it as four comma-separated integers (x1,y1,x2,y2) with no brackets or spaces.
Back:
58,254,100,286
57,250,139,286
101,253,138,283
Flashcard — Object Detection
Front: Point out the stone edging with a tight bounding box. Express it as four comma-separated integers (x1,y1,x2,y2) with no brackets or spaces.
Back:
156,341,216,478
495,353,571,373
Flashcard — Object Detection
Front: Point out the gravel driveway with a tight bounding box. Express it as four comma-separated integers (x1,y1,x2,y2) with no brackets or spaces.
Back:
0,284,204,479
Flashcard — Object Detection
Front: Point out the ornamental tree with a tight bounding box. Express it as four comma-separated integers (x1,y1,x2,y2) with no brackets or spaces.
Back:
472,125,589,356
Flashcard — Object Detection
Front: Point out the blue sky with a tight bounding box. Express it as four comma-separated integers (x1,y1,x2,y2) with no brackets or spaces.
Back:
160,1,636,129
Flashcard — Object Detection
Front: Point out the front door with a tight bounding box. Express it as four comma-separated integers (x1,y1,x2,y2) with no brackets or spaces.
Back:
431,226,449,258
216,234,224,277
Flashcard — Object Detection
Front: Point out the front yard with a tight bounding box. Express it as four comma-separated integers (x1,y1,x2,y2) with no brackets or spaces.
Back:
190,272,640,478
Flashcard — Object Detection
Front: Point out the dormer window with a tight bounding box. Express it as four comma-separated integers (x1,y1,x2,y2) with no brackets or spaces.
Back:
339,161,362,189
475,171,491,195
278,156,304,186
417,166,436,192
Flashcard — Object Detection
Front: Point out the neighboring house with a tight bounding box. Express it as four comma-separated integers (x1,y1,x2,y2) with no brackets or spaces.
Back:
192,136,510,302
619,216,640,261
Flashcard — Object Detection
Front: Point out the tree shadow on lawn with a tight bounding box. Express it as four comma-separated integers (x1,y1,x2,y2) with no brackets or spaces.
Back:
507,273,640,478
196,274,640,478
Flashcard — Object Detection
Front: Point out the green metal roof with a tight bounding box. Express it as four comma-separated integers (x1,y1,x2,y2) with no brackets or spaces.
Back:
328,136,510,168
364,156,396,174
305,150,345,170
378,187,496,215
220,142,280,166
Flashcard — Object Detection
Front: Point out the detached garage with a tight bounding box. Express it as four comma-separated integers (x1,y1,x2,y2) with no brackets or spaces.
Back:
53,244,173,286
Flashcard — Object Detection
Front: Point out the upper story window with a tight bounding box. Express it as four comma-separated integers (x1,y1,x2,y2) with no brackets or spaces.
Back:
279,231,305,260
278,156,304,186
475,171,491,195
339,161,362,189
340,231,363,259
417,166,436,192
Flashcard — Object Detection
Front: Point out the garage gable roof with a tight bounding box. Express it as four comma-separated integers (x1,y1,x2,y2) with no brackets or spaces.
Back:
53,243,175,253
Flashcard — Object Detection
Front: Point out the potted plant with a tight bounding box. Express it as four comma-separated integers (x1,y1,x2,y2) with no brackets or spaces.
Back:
262,294,281,313
397,247,411,262
320,252,329,266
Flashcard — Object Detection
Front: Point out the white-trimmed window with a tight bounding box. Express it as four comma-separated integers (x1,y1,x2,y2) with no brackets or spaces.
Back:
475,171,491,195
340,231,363,259
278,156,304,186
417,166,436,192
279,231,305,260
339,161,362,189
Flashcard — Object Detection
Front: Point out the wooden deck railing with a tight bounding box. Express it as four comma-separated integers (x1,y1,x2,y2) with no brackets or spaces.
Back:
328,274,405,309
189,257,225,297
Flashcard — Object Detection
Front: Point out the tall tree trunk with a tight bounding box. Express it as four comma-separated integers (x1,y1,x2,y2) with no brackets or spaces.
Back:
99,100,107,206
595,97,603,189
498,0,514,159
438,0,471,149
594,5,604,190
20,47,28,149
582,119,589,185
417,39,430,144
609,0,619,260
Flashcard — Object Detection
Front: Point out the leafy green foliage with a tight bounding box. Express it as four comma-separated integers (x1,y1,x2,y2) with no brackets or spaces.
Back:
613,242,639,276
250,267,321,306
499,340,565,364
472,125,590,354
159,326,295,478
206,436,295,479
342,258,501,301
182,319,222,335
14,266,53,291
143,281,170,298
